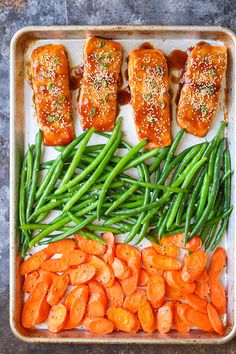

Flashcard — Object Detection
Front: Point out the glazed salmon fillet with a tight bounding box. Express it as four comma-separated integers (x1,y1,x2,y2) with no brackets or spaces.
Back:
79,37,123,131
31,44,75,146
177,44,227,137
128,49,171,149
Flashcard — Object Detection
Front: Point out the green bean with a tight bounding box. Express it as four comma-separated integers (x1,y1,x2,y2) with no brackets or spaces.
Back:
19,152,30,252
149,147,170,174
39,229,106,246
124,147,161,170
28,200,65,221
171,144,202,181
120,177,188,193
175,177,195,227
188,140,224,240
55,117,122,195
26,145,34,198
195,171,210,221
26,131,42,221
97,139,147,219
157,195,176,239
20,224,70,231
105,185,140,215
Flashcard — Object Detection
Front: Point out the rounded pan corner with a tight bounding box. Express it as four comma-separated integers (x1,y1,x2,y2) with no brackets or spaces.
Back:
216,324,236,345
217,26,236,43
9,317,34,344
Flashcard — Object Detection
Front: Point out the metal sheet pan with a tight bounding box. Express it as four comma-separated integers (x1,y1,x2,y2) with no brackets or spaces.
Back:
10,25,236,344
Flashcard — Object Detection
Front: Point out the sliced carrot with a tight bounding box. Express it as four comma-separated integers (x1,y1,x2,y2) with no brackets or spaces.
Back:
185,293,207,313
198,267,209,282
195,281,210,300
23,270,39,293
64,285,85,309
173,303,190,333
142,247,181,271
47,274,69,306
177,303,192,325
157,302,174,333
168,233,202,252
47,239,76,254
185,308,213,332
151,237,179,258
90,255,114,287
70,285,89,324
62,315,80,330
63,249,90,266
146,274,165,309
182,249,207,282
21,279,51,328
120,273,139,296
102,232,115,264
75,233,106,255
207,303,225,335
111,257,130,280
165,284,186,301
164,270,196,294
47,303,67,333
209,278,226,315
83,316,114,334
20,248,53,275
138,299,155,333
88,279,106,295
128,256,141,275
143,256,164,276
123,289,146,313
41,257,69,273
115,243,141,262
87,290,108,317
209,247,226,280
138,268,150,286
107,306,138,333
38,269,58,282
105,280,124,307
70,263,96,285
129,317,140,334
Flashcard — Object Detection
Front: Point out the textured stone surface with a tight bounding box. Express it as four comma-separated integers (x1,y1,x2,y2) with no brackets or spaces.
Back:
0,0,236,352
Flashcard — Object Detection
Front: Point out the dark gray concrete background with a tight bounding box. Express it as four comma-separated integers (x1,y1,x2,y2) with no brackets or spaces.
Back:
1,0,236,353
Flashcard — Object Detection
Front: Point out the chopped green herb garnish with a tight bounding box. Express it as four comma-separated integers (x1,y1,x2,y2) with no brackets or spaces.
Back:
58,95,66,103
99,54,110,60
98,40,105,48
47,82,52,90
54,56,60,63
160,101,166,109
94,81,99,90
46,116,59,122
18,70,23,77
200,106,207,117
155,65,164,75
100,62,108,68
90,107,97,117
201,86,214,95
210,68,216,76
102,79,107,87
144,92,153,101
104,93,110,102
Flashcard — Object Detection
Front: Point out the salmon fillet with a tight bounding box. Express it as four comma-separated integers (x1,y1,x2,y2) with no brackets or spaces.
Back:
177,44,227,137
128,49,171,149
31,44,75,146
79,37,123,131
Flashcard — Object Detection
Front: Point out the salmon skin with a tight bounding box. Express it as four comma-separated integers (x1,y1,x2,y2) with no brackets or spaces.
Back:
31,44,75,146
177,44,227,137
128,49,171,149
79,37,123,131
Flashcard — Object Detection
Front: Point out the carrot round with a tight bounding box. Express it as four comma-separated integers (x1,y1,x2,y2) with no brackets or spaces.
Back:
111,257,130,280
195,280,210,300
102,232,115,264
41,257,69,273
185,293,207,313
64,285,86,310
151,237,179,258
83,316,114,334
138,299,156,333
90,255,114,287
182,249,207,282
209,247,226,280
157,302,174,333
164,270,196,294
116,243,140,262
173,303,190,333
165,284,186,301
176,303,192,325
23,270,39,293
70,263,96,285
120,273,139,296
142,247,181,271
123,289,146,313
47,239,76,254
107,307,138,333
47,304,67,333
63,315,80,330
138,269,150,287
209,278,226,315
20,248,53,275
185,308,213,331
128,256,141,275
75,233,106,255
88,279,106,294
87,290,108,317
47,274,69,306
168,233,202,251
146,274,165,309
63,249,90,266
70,285,89,324
207,303,225,335
105,280,124,307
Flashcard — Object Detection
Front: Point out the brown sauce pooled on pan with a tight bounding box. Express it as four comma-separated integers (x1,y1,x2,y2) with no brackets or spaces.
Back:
167,49,188,85
139,42,154,50
117,86,131,105
70,65,84,90
118,72,124,88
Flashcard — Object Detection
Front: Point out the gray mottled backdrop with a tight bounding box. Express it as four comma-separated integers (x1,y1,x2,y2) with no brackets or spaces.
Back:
1,0,236,353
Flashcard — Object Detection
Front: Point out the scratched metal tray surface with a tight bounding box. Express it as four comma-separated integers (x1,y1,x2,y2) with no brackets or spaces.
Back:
10,25,236,344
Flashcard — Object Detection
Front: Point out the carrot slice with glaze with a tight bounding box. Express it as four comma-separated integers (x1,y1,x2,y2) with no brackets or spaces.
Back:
20,248,53,275
83,316,114,334
146,274,165,309
138,299,156,333
173,303,191,333
138,269,150,286
47,273,69,306
123,289,146,313
168,233,202,251
209,247,226,280
120,273,139,296
70,263,96,285
111,257,130,280
70,285,89,324
164,270,196,294
142,247,181,271
23,270,39,293
47,239,76,254
87,290,108,317
105,280,124,307
185,293,208,313
116,243,141,262
47,304,67,333
165,284,186,301
157,302,174,333
41,257,69,273
182,249,207,282
102,232,115,264
207,303,225,335
90,255,114,287
75,233,106,255
185,308,213,331
177,303,192,325
63,249,90,266
209,278,226,315
107,307,138,333
151,237,179,258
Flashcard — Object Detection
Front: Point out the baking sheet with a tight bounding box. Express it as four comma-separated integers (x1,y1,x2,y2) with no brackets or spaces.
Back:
10,25,236,344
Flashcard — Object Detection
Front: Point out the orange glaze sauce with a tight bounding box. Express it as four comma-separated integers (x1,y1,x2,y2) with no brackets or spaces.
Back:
139,42,154,50
70,65,84,90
